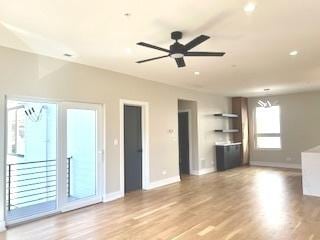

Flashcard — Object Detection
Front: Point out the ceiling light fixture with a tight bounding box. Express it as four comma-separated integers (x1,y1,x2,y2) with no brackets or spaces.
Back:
258,100,272,108
125,48,132,54
194,71,200,75
289,50,298,56
244,2,256,13
258,88,272,108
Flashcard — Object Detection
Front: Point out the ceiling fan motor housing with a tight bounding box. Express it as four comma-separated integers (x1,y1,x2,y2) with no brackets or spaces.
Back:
171,31,183,40
170,42,185,59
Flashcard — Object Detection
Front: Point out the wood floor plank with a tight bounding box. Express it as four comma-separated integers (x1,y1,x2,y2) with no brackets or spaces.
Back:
1,166,320,240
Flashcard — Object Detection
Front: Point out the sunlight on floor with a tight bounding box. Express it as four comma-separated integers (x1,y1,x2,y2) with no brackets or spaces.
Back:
254,171,287,229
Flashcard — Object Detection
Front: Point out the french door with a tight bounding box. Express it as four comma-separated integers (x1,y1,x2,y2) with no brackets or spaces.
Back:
5,99,103,224
59,102,103,212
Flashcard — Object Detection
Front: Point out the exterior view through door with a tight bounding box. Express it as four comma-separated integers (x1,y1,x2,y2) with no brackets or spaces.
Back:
5,98,102,225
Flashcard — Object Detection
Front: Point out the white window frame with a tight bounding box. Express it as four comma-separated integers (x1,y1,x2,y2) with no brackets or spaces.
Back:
254,105,282,150
7,105,25,157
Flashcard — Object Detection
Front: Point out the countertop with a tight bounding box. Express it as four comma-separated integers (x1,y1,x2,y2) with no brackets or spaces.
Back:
303,145,320,154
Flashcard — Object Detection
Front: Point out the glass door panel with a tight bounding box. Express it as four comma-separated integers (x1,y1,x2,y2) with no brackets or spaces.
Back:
6,99,57,223
67,109,96,201
60,103,102,210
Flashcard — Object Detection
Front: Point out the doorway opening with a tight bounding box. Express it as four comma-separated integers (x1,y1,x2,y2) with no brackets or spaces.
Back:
120,100,149,195
5,97,103,226
124,105,142,193
178,99,197,178
5,99,57,223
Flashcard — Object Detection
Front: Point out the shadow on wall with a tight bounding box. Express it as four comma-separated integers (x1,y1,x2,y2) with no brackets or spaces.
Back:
0,20,86,98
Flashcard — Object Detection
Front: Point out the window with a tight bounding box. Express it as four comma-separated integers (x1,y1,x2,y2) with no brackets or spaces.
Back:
255,105,281,149
7,106,25,156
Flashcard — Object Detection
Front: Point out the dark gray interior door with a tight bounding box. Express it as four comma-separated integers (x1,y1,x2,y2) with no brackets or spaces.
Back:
178,112,190,175
124,105,142,193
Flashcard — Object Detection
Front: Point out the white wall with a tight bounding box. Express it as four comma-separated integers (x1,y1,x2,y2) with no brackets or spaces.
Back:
248,91,320,167
0,46,231,224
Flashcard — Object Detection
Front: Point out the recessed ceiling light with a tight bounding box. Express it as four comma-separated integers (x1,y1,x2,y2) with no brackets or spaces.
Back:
289,50,298,56
244,2,256,13
125,48,132,54
64,53,72,57
194,71,200,75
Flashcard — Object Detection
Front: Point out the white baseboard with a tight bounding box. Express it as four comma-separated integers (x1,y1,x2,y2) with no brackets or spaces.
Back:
145,176,180,190
191,167,215,176
0,220,6,232
103,191,124,203
250,161,301,169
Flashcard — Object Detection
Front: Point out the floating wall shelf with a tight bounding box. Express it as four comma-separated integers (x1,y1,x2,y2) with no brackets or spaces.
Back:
214,113,239,118
214,129,239,133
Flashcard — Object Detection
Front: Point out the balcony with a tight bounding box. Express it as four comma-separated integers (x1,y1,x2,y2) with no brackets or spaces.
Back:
6,158,72,221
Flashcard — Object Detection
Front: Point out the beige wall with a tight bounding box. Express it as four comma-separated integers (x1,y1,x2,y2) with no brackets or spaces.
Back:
0,46,231,222
248,91,320,166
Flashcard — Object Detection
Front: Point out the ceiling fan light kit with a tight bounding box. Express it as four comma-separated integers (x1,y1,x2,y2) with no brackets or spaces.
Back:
136,31,225,68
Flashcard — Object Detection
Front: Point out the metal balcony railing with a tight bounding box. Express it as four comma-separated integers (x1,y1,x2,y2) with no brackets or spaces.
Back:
6,158,72,211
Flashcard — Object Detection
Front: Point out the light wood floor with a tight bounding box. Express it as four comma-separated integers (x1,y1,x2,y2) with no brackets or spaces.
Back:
1,166,320,240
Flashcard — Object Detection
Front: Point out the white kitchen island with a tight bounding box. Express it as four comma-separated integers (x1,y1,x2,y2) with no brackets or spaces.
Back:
301,146,320,197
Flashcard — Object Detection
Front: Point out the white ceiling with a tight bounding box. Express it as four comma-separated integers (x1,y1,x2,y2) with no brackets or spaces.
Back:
0,0,320,97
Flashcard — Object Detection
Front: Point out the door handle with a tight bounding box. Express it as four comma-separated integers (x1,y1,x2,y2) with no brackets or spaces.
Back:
137,149,143,153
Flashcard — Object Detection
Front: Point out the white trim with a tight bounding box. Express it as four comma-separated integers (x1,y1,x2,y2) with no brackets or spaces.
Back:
145,176,180,190
103,191,124,203
6,94,104,106
178,110,193,174
59,102,104,211
0,220,6,232
120,99,150,195
190,167,215,176
6,210,59,227
60,197,102,212
3,97,105,226
250,161,301,169
4,96,61,226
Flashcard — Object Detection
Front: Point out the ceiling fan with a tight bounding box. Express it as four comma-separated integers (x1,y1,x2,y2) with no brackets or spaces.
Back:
136,31,225,68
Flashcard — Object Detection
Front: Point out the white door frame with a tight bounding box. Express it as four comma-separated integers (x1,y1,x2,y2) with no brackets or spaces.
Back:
59,102,103,212
3,96,105,226
4,96,60,226
120,99,149,195
178,110,193,174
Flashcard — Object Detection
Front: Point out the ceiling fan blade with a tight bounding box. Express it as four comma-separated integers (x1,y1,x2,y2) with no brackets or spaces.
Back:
136,55,169,63
185,51,225,57
184,35,210,51
175,58,186,68
137,42,170,53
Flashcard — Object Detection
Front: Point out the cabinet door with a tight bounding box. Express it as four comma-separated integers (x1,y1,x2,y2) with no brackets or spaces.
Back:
233,145,241,167
224,146,232,169
216,146,225,171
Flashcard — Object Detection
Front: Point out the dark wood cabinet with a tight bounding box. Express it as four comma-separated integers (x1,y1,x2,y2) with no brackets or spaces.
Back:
216,144,241,171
